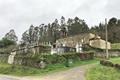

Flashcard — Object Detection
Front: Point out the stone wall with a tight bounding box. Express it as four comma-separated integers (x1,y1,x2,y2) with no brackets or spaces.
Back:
0,53,9,63
56,33,96,47
95,50,120,58
8,45,51,65
89,39,111,49
56,33,111,49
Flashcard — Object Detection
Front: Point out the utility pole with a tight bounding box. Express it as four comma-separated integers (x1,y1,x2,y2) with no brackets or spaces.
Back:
105,18,109,59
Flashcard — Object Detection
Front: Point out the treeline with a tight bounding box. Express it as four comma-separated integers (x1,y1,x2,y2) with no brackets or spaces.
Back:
1,17,120,48
90,17,120,43
21,16,89,45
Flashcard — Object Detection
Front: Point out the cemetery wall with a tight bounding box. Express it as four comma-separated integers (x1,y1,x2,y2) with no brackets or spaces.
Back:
0,53,9,63
95,50,120,58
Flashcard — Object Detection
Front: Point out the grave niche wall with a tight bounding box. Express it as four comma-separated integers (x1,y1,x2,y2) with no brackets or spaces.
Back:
0,53,9,63
11,45,51,65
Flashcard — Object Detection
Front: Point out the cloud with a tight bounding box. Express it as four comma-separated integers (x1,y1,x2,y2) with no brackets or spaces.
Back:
103,0,120,17
71,0,109,26
0,0,120,40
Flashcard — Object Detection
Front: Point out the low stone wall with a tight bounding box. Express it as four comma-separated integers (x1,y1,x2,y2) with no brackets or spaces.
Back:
0,53,9,63
79,53,94,60
95,50,120,58
13,53,94,68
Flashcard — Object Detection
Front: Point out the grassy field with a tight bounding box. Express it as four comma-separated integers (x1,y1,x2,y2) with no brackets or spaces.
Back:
111,43,120,49
86,58,120,80
0,59,98,76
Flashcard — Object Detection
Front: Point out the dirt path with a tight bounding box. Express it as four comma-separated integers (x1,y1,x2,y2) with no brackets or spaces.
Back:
23,64,94,80
0,75,20,80
0,64,95,80
25,67,85,80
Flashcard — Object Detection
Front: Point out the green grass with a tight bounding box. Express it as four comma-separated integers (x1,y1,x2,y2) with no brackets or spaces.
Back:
111,43,120,49
87,64,120,80
110,57,120,64
86,58,120,80
0,59,98,76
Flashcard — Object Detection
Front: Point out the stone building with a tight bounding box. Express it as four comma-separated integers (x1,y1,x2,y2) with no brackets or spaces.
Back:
56,33,111,49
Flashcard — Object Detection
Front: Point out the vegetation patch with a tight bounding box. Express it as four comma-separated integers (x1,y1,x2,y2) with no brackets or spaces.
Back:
0,59,97,76
87,64,120,80
111,57,120,64
111,43,120,49
87,58,120,80
13,52,94,68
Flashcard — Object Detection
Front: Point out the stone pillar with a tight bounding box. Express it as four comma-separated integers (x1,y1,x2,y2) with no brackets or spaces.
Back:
76,43,83,53
51,44,57,55
8,51,16,64
32,47,36,54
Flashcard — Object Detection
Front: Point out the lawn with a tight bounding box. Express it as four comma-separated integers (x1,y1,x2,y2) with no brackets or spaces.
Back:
110,57,120,64
86,58,120,80
111,43,120,49
0,59,98,76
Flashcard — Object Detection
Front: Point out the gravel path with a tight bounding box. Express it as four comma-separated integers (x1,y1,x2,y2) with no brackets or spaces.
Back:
0,64,94,80
0,77,18,80
24,64,93,80
0,75,19,80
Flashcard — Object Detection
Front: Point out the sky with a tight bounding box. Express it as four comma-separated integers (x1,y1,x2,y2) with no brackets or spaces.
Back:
0,0,120,40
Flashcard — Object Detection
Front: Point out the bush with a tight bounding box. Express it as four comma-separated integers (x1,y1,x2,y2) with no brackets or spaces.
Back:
100,60,114,67
100,60,120,69
114,64,120,69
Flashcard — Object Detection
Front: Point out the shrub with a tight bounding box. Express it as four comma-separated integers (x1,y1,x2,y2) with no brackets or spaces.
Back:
114,64,120,69
100,60,114,67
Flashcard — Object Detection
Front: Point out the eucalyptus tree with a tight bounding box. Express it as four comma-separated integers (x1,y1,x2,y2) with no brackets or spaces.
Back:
68,17,89,36
33,26,40,44
28,25,35,44
21,30,30,45
4,29,18,43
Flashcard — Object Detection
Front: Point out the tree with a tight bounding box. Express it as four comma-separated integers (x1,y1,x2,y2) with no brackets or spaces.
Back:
33,26,40,43
90,17,120,43
29,25,35,44
108,17,117,26
51,21,60,42
108,17,118,43
68,17,89,36
46,23,53,42
21,30,30,45
74,17,80,23
60,16,65,27
0,38,15,48
4,29,18,43
67,18,73,26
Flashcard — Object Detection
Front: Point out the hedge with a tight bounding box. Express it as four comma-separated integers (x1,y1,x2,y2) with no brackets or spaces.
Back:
100,60,120,70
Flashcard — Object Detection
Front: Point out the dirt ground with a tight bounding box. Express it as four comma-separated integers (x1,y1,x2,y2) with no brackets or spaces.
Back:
0,64,93,80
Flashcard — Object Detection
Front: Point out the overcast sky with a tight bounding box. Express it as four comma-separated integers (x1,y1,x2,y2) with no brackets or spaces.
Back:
0,0,120,40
